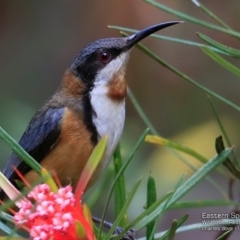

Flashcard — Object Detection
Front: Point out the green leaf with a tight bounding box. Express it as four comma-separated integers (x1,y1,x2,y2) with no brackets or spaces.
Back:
151,173,187,240
115,191,174,240
0,126,41,174
41,168,58,193
134,148,232,230
145,135,208,164
75,220,87,239
114,174,183,240
107,178,142,240
128,88,233,195
0,238,26,240
197,33,240,58
0,172,22,204
216,230,232,240
201,46,240,77
0,212,14,223
128,88,227,198
160,214,188,240
109,25,229,56
165,220,178,240
191,1,231,30
113,144,128,227
146,174,157,240
127,88,158,134
208,96,240,169
86,167,113,208
121,32,240,112
0,221,21,237
207,97,232,148
215,136,240,180
0,176,44,213
147,219,232,239
82,204,93,227
97,129,149,239
170,200,239,209
144,0,240,38
75,135,108,199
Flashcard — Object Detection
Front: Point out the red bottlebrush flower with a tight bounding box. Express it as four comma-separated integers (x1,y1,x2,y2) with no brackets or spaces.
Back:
1,136,108,240
14,184,95,240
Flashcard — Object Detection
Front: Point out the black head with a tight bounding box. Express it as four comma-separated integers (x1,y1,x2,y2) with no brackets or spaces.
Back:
70,21,181,89
70,37,127,89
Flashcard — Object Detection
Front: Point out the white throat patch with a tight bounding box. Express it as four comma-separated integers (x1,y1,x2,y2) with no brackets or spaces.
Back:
89,52,129,171
90,87,125,170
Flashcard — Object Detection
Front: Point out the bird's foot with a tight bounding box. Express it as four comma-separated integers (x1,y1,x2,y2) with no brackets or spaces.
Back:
92,216,136,240
112,226,136,240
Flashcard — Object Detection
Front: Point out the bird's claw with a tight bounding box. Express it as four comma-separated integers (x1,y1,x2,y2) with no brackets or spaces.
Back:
113,226,136,240
92,216,136,240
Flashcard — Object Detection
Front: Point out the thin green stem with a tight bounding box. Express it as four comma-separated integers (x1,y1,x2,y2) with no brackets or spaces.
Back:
191,0,231,30
0,126,41,174
144,0,240,38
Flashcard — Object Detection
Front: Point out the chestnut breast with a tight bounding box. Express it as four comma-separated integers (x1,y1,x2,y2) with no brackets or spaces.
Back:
24,107,95,188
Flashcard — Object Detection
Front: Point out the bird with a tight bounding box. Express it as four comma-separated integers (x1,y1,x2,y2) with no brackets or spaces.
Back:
1,21,181,199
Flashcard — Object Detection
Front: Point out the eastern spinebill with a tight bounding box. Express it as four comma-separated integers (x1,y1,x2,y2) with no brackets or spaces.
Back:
1,21,181,199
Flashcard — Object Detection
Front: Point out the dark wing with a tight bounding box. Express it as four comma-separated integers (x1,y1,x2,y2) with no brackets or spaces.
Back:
2,107,64,184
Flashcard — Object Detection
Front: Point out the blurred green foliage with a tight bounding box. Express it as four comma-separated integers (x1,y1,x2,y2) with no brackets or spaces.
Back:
1,1,240,239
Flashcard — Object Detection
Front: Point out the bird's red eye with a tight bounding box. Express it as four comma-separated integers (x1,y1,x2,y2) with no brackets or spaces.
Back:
99,52,111,62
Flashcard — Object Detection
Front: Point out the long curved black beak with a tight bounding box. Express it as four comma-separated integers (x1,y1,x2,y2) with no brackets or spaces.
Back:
125,21,182,50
